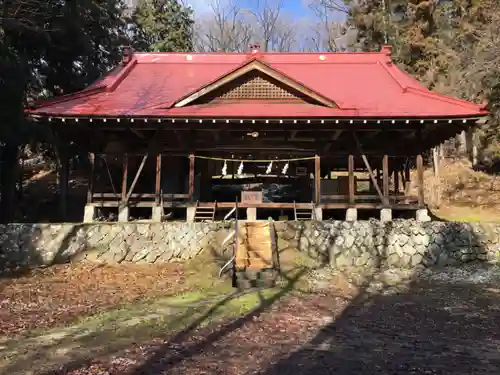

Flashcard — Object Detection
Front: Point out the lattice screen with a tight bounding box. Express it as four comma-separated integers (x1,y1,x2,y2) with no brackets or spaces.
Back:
217,75,303,101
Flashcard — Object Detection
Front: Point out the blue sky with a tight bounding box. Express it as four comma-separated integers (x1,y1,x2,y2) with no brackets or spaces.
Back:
187,0,317,19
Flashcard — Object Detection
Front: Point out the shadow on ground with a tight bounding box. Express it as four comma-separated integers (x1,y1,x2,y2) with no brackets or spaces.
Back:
1,222,500,374
256,272,500,375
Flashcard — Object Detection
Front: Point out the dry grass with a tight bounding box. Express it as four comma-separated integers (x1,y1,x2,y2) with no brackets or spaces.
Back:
0,255,233,337
414,158,500,221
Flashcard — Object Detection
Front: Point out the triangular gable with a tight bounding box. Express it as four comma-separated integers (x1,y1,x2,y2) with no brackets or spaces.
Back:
172,58,337,108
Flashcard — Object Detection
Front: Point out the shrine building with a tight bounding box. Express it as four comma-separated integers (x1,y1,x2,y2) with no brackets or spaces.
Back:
26,45,488,223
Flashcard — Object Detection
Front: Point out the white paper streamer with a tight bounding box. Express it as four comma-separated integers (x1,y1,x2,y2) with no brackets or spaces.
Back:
266,161,273,174
222,160,227,176
282,162,289,175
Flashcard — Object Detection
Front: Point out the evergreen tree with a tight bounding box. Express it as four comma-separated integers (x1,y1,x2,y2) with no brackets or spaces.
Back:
345,0,500,167
130,0,194,52
39,0,130,97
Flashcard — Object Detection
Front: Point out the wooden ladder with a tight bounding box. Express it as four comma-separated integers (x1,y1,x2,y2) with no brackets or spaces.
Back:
294,201,315,221
194,201,217,222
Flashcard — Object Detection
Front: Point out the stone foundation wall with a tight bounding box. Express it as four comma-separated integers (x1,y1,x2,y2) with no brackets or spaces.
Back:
0,222,232,271
0,220,499,272
275,220,500,269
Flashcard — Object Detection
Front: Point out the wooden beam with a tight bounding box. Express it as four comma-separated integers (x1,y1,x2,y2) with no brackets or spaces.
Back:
87,152,95,204
189,153,195,202
155,153,162,205
403,162,411,198
417,154,425,207
130,128,146,139
352,132,389,205
348,154,355,206
102,155,119,198
121,154,129,204
315,155,321,204
324,130,343,152
125,154,148,203
382,154,389,205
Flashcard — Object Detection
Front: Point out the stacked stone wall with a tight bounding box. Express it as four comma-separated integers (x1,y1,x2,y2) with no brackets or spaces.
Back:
275,220,500,269
0,220,499,271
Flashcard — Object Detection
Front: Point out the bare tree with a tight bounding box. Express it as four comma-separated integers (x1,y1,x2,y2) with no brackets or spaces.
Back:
307,0,351,51
245,0,283,52
194,0,252,52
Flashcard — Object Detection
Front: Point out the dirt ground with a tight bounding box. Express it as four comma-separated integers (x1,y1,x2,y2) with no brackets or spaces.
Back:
1,262,500,375
0,258,232,337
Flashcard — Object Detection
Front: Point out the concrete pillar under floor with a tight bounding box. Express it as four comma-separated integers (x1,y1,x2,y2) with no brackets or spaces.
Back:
380,208,392,222
246,207,257,221
186,206,196,223
83,204,96,223
345,208,357,221
314,207,323,221
118,206,130,222
416,208,431,222
152,205,163,222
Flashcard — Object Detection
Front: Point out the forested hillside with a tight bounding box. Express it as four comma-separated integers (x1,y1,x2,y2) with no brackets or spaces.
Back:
1,0,499,222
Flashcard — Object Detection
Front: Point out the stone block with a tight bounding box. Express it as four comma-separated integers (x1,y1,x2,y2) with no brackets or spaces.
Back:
380,208,392,222
247,207,257,221
118,206,129,222
186,206,196,223
416,209,431,222
345,208,357,221
152,206,163,222
83,205,96,223
314,207,323,221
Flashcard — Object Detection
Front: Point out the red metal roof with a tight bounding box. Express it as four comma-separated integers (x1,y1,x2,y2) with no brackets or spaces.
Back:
28,48,488,119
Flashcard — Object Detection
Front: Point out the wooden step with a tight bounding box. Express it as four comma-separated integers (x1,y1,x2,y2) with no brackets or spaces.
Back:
235,222,274,270
194,204,216,222
293,201,314,221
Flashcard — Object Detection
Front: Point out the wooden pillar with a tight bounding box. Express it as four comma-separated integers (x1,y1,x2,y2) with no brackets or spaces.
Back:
121,153,128,204
382,154,389,205
348,154,355,206
155,153,162,205
403,164,411,196
393,167,399,195
314,155,321,204
87,152,95,204
189,153,195,202
58,146,69,220
417,154,424,207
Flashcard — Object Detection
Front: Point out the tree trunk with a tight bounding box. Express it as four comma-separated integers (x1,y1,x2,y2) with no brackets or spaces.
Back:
0,142,19,223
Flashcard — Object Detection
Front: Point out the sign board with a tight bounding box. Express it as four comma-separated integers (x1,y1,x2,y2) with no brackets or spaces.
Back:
241,190,263,204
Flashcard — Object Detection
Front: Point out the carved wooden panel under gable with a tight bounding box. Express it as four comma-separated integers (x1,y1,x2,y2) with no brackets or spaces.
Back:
192,70,319,105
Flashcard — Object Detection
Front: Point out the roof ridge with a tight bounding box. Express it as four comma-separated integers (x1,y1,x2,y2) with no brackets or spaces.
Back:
106,57,138,92
30,85,107,109
376,60,407,91
31,58,137,109
405,86,486,110
133,51,386,56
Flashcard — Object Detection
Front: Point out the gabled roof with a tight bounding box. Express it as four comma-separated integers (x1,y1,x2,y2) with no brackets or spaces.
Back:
27,47,488,119
171,58,338,108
